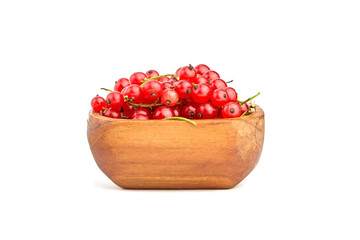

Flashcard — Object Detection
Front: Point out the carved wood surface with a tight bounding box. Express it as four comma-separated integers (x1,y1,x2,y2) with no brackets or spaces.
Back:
87,106,265,189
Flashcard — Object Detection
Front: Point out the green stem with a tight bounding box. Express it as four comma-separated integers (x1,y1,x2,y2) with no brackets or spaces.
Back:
226,80,234,83
249,100,256,108
100,88,113,92
149,74,176,80
128,102,164,108
127,101,181,108
140,74,179,87
124,96,181,108
237,92,260,106
124,96,163,107
163,117,197,125
240,108,255,117
240,109,249,117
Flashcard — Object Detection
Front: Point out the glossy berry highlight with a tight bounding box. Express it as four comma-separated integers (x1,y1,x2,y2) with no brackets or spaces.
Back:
161,89,179,107
194,64,210,75
153,106,175,119
179,64,197,81
103,108,121,119
222,102,242,118
132,114,149,120
105,91,124,111
130,72,146,85
91,95,106,112
114,78,130,92
121,85,144,103
209,79,227,91
175,80,193,99
181,103,198,119
202,70,220,82
211,89,229,106
142,80,163,100
196,102,219,119
191,83,212,103
224,87,237,102
145,70,159,79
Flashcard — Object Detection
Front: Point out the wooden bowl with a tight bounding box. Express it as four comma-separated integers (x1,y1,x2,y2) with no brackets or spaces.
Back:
87,106,265,189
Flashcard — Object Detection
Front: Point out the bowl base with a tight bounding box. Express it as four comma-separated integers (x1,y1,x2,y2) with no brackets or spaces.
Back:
110,176,243,189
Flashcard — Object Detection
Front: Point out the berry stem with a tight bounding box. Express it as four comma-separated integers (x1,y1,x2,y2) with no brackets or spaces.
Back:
249,100,256,108
126,101,181,108
140,74,179,87
241,108,255,117
124,95,164,107
240,111,248,117
237,92,260,106
100,88,113,92
226,80,234,83
163,117,197,125
128,102,164,108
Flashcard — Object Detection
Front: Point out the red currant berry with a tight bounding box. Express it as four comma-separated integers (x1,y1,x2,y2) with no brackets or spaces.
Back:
196,102,219,119
209,79,227,91
239,102,249,113
132,114,149,120
191,83,212,103
131,108,151,118
175,80,193,99
158,76,171,83
91,95,106,112
103,108,121,119
194,64,210,75
121,85,144,103
105,91,124,111
192,75,207,85
222,102,242,118
181,103,198,119
129,72,146,85
161,89,179,107
169,79,178,86
142,96,158,104
224,87,237,102
114,78,130,92
203,70,220,82
211,89,229,106
122,102,137,117
161,81,173,90
142,80,163,100
179,64,197,81
153,106,175,119
172,106,181,117
175,67,181,76
179,98,191,105
145,70,159,79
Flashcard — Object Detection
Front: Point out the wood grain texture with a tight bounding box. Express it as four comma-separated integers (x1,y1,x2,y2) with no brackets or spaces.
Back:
87,106,265,189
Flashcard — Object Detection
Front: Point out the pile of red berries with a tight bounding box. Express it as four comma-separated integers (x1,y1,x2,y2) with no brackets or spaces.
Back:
90,64,259,123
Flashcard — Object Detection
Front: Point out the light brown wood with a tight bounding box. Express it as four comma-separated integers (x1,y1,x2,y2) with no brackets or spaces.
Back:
87,106,265,189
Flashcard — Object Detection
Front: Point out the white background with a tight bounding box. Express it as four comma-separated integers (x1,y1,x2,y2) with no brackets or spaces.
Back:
1,0,359,239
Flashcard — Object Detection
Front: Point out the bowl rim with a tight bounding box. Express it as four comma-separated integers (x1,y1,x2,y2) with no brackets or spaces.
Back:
88,105,264,123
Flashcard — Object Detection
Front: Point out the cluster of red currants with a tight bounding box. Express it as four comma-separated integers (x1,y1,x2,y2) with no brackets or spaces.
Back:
90,64,259,122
